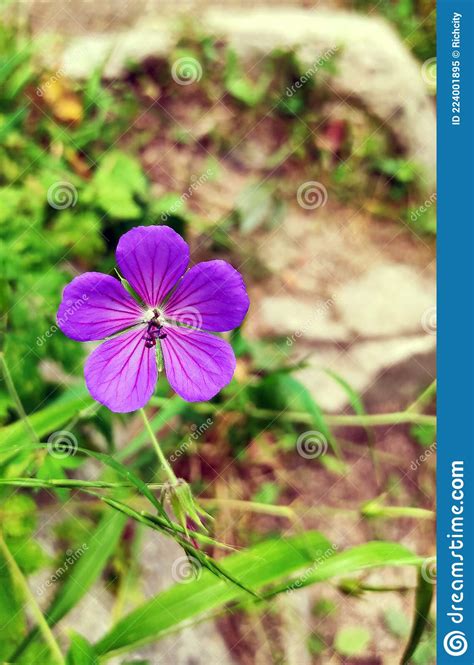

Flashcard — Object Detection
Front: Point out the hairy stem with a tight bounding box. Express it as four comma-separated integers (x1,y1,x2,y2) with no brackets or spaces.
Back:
139,408,178,485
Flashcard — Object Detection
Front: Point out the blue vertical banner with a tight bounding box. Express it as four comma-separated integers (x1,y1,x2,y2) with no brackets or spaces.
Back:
437,0,474,661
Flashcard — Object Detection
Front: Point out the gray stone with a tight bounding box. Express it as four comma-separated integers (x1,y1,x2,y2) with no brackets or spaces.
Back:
36,6,435,183
334,263,436,337
204,8,436,185
296,335,435,411
60,28,173,79
258,295,348,343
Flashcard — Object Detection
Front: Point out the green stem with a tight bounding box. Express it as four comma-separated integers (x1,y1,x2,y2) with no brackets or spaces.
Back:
0,478,165,490
0,533,65,665
139,408,178,485
0,353,39,442
358,583,414,593
373,506,435,520
199,497,295,519
407,379,437,413
324,412,435,427
149,397,436,427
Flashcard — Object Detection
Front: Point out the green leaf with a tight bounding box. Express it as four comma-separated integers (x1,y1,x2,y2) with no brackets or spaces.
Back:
224,49,271,107
268,541,423,595
410,423,436,447
324,369,365,416
0,545,26,660
14,511,126,662
95,535,422,656
90,151,147,219
53,509,122,613
252,482,280,505
99,496,252,595
95,531,332,656
401,569,434,664
0,388,93,449
334,626,371,657
66,633,99,665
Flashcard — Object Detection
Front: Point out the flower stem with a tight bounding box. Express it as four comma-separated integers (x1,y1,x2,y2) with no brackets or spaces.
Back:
0,533,65,665
139,408,178,485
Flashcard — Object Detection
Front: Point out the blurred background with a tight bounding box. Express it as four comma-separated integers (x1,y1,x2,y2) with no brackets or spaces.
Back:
1,1,436,663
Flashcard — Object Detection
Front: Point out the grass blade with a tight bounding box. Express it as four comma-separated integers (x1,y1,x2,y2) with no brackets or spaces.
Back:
401,567,435,663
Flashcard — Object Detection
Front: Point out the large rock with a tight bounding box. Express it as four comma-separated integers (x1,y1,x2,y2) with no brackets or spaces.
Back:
36,5,436,183
296,335,435,411
204,8,436,185
334,263,436,337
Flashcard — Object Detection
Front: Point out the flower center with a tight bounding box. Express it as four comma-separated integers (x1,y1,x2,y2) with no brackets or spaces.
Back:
143,308,167,348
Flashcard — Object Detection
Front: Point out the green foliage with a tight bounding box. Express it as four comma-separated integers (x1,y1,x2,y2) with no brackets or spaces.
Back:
0,545,27,661
66,634,99,665
334,626,371,657
352,0,436,61
95,536,423,656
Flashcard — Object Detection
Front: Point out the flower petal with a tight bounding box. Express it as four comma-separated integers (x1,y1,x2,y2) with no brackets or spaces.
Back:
161,327,236,402
116,226,189,308
57,273,144,342
84,327,157,412
164,260,249,332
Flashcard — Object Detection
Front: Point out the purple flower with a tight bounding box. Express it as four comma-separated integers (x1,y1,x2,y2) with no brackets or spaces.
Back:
57,226,249,412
